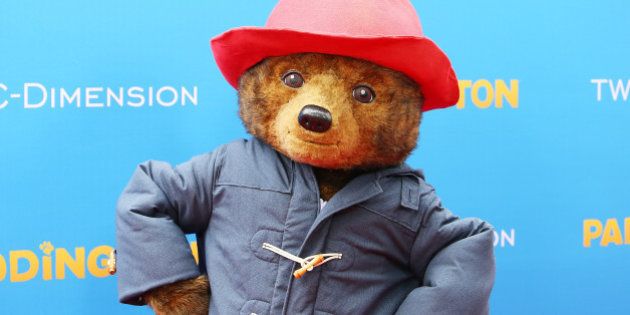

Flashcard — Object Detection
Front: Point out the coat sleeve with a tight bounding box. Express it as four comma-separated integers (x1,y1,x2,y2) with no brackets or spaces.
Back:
395,191,496,315
115,150,220,305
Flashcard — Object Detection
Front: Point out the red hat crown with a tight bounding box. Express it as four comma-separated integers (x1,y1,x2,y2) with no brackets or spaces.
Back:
266,0,424,37
211,0,460,111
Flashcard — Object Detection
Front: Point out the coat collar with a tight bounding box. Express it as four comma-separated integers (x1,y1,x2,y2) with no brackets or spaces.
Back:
306,163,422,224
296,160,424,254
251,137,424,244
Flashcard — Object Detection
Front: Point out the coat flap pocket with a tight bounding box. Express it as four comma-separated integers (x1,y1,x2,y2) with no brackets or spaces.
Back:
215,155,292,194
357,176,423,232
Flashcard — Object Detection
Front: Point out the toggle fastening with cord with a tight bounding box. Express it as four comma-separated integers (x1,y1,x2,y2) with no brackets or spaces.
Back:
262,243,342,279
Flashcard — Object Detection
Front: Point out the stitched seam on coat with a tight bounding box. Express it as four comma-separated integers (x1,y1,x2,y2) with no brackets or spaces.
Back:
214,182,292,194
272,162,296,315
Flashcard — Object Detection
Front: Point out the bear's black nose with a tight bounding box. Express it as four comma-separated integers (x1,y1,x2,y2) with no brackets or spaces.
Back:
298,105,332,133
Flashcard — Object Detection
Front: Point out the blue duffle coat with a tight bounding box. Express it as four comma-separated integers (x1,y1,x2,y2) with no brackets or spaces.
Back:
116,138,495,314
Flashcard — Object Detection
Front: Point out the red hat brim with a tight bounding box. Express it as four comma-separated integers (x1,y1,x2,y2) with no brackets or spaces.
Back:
211,27,459,111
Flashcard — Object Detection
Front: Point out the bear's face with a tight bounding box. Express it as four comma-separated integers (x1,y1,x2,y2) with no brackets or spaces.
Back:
239,53,423,170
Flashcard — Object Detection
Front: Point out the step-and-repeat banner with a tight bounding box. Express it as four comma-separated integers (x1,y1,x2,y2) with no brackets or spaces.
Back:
1,1,628,314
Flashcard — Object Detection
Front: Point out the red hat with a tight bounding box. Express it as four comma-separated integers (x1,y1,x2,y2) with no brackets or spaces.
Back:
211,0,459,111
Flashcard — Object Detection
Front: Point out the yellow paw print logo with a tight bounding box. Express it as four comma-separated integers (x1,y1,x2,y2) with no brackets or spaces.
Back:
39,241,54,256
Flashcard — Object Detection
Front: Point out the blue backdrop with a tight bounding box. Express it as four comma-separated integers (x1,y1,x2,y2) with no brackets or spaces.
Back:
1,1,629,314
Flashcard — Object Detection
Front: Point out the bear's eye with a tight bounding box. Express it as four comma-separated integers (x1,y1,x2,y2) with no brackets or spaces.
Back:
352,85,376,103
282,71,304,88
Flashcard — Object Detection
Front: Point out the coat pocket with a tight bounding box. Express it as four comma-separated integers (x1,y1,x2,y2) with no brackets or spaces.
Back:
355,176,424,233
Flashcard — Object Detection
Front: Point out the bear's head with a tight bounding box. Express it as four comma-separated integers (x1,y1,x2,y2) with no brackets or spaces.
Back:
238,53,423,171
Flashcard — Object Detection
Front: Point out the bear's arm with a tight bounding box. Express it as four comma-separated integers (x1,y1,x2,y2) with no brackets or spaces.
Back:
115,150,220,305
395,194,496,315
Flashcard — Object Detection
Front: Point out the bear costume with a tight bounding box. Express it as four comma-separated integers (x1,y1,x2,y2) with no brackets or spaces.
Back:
116,1,495,314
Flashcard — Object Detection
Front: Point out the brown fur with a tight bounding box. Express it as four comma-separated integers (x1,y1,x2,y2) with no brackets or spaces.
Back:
239,53,422,170
143,275,209,315
239,53,423,199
